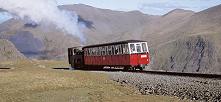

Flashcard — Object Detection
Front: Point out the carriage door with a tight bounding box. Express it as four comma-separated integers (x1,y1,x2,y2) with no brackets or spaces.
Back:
135,43,142,64
129,43,138,65
68,48,73,64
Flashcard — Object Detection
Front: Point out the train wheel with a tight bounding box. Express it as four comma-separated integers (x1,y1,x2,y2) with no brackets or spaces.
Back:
71,64,76,70
139,66,145,71
132,67,136,71
139,67,144,71
123,66,129,71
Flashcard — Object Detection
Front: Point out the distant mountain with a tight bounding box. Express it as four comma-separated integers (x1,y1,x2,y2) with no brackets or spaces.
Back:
60,4,159,43
0,8,5,12
163,9,194,17
0,4,221,73
0,18,81,59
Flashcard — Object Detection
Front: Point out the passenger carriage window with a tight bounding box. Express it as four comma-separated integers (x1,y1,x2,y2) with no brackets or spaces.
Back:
122,45,125,54
112,46,115,55
96,48,99,56
105,46,108,55
83,49,86,56
105,47,107,55
122,45,124,54
93,48,96,56
142,43,147,52
94,48,97,55
91,48,94,56
102,47,105,55
136,44,142,53
92,48,94,56
122,44,129,54
85,49,87,56
95,47,98,56
125,44,129,54
96,48,98,55
103,46,106,55
96,47,99,56
98,47,101,56
101,47,103,55
88,48,91,56
108,46,112,55
130,44,136,53
118,45,122,54
115,45,119,55
87,49,89,56
92,48,94,55
87,48,90,56
90,48,93,56
85,49,88,56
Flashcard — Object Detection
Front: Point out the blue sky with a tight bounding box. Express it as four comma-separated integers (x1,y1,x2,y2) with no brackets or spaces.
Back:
0,12,12,23
1,0,221,23
58,0,221,15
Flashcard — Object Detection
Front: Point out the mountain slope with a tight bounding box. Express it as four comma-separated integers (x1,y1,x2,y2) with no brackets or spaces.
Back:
60,4,160,43
0,18,81,59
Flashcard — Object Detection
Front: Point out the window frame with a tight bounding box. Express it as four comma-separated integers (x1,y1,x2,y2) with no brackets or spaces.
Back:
124,44,129,54
105,46,108,55
129,43,136,54
142,42,149,53
114,45,118,55
136,43,142,53
128,42,148,54
108,46,112,55
111,45,115,55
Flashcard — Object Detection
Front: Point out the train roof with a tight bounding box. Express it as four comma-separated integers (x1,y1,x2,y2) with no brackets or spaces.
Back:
83,40,146,48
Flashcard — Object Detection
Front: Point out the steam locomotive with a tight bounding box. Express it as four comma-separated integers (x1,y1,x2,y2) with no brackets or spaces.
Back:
68,40,150,70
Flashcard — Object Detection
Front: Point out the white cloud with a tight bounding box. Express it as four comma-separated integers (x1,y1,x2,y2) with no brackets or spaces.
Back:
0,0,85,43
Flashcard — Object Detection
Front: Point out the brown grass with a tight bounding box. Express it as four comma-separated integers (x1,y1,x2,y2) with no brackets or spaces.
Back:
0,60,185,102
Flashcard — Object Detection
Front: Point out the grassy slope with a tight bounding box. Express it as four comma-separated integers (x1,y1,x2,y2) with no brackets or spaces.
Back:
0,60,184,102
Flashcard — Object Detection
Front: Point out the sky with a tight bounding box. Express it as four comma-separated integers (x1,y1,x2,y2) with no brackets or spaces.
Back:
1,0,221,23
58,0,221,15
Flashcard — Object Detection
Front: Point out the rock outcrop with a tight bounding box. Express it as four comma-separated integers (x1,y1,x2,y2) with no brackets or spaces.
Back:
0,39,26,61
153,35,221,74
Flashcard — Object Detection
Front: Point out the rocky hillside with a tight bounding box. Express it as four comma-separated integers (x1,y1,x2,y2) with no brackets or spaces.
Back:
0,39,26,61
151,5,221,74
153,35,221,74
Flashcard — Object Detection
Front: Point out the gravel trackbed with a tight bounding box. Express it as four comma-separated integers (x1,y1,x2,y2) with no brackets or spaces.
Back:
107,72,221,101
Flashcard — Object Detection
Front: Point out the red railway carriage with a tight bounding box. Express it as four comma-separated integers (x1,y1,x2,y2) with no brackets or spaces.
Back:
68,40,150,70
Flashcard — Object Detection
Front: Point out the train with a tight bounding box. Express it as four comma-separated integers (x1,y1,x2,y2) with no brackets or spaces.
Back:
68,40,150,70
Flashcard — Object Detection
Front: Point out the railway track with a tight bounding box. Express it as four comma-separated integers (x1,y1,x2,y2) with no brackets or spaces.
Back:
82,68,221,79
134,70,221,79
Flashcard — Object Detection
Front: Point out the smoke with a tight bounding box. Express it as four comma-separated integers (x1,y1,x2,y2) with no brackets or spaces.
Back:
0,0,85,43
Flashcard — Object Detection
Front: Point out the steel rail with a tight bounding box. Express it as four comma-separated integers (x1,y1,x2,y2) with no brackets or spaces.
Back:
81,69,221,79
131,70,221,79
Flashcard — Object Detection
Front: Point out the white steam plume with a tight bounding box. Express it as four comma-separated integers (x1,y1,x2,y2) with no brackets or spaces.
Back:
0,0,85,43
